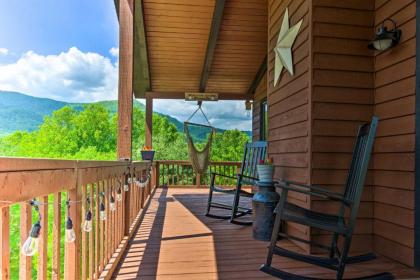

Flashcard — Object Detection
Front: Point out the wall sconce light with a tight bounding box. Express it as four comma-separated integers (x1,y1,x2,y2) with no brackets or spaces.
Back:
368,19,401,51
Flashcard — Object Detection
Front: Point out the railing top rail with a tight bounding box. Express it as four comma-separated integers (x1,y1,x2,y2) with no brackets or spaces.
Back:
0,157,151,172
156,160,241,166
0,157,152,205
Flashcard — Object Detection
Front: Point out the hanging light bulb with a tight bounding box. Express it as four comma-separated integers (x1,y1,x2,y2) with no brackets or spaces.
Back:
116,188,122,202
100,202,106,221
109,195,116,212
65,217,76,243
82,210,92,232
124,174,130,191
21,221,41,256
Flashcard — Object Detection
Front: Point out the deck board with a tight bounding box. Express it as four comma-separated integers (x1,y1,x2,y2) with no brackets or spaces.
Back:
112,187,420,279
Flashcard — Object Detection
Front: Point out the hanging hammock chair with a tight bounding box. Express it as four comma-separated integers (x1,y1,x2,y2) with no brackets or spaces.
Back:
184,102,216,175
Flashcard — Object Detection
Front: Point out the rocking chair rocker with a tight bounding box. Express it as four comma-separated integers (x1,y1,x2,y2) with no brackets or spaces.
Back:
206,141,267,225
261,117,394,280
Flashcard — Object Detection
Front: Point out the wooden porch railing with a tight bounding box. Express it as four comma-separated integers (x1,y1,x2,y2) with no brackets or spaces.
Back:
0,158,157,280
156,160,242,187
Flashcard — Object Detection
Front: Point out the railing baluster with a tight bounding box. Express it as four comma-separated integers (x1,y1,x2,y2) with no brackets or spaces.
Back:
98,181,104,274
88,185,94,280
0,207,10,280
65,187,81,280
52,193,61,280
81,185,87,280
38,196,48,280
19,203,31,280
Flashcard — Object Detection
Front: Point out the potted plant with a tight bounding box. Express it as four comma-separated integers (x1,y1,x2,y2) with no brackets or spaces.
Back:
257,158,274,182
140,146,155,161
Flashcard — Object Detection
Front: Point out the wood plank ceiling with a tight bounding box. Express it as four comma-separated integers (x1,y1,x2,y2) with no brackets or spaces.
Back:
137,0,268,99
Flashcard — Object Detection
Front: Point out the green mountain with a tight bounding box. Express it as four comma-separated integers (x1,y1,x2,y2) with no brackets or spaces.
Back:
0,91,251,139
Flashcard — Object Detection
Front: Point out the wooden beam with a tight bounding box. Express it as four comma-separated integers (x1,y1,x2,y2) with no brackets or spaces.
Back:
247,55,267,95
133,0,151,98
145,96,153,148
145,91,253,101
117,0,134,160
199,0,226,92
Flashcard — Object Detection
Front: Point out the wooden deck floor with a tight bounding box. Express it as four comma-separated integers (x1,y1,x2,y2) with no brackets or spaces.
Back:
112,187,420,279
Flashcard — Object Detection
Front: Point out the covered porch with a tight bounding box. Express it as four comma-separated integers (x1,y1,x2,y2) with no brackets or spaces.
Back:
0,0,420,279
113,188,419,279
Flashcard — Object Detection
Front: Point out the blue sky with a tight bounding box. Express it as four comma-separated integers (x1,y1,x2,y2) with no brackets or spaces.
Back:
0,0,251,130
0,0,118,61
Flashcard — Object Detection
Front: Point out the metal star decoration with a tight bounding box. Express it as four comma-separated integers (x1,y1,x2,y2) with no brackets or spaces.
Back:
274,8,303,86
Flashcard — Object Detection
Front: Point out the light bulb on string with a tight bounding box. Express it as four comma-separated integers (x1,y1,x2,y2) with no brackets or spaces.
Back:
99,193,106,221
124,174,130,191
21,199,41,257
109,195,116,212
65,200,76,243
116,187,122,202
21,221,41,256
65,217,76,243
82,210,92,232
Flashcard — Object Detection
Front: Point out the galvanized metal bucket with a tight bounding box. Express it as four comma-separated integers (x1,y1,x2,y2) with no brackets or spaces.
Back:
257,164,274,182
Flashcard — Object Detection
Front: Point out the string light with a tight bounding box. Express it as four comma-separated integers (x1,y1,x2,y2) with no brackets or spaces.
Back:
18,168,153,256
21,200,41,256
116,187,122,202
109,195,116,212
65,200,76,243
82,198,92,232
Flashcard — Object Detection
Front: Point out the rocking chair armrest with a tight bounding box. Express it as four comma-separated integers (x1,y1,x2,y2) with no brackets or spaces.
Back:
275,181,352,206
237,174,259,181
210,172,237,180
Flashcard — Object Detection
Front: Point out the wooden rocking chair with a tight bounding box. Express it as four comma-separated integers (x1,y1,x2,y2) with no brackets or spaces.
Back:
206,141,267,225
261,117,394,280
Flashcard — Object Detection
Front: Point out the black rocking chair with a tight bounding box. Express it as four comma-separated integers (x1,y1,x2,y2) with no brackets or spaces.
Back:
261,117,394,280
206,141,267,225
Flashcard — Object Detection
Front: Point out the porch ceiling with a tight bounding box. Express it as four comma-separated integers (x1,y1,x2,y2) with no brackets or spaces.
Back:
116,0,268,100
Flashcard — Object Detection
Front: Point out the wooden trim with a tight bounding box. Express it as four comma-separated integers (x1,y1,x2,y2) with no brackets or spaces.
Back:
414,0,420,268
133,0,151,98
117,0,134,160
145,95,153,147
199,0,226,92
248,55,267,95
145,91,253,100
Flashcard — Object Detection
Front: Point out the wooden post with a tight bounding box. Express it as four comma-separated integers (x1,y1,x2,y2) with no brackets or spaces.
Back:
0,207,9,280
196,173,201,188
145,96,153,148
117,0,134,160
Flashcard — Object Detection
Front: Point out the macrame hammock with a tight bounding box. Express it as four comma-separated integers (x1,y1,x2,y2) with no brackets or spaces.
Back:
184,102,215,175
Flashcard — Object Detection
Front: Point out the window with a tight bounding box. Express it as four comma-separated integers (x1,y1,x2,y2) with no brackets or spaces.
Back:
260,98,268,141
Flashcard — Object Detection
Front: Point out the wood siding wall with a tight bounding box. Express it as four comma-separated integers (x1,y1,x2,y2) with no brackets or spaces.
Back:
267,0,312,250
261,0,417,266
310,0,375,254
372,0,416,266
252,73,267,141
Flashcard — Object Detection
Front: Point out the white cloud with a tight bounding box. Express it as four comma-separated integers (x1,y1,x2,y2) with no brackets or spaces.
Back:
0,46,251,130
109,47,119,57
0,48,9,56
152,100,252,131
0,47,118,102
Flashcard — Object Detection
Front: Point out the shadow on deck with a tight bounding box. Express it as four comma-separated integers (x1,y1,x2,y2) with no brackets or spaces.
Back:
112,187,420,279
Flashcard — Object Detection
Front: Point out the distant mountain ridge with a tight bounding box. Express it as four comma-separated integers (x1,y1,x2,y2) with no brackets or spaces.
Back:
0,91,251,138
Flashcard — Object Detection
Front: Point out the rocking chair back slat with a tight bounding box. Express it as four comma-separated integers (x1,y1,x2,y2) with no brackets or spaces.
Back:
240,141,267,182
343,117,378,204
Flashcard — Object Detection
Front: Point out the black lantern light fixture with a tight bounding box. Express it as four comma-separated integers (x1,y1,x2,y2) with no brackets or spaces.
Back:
368,19,401,51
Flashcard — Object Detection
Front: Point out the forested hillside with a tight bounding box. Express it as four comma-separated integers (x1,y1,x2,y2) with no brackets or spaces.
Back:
0,103,250,161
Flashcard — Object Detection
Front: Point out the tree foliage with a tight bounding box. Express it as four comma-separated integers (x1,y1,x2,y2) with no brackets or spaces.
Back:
0,104,250,161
